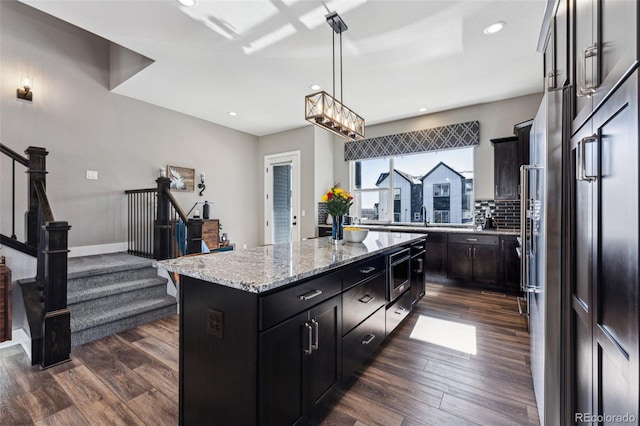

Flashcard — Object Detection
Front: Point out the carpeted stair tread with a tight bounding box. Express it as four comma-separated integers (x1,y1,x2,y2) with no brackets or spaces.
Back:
67,252,153,279
71,297,176,333
67,276,168,305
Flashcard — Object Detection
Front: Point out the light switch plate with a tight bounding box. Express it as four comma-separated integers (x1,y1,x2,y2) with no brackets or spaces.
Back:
86,170,98,180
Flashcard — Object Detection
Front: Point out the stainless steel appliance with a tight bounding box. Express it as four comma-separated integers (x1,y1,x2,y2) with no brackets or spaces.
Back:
387,248,410,302
410,240,426,305
520,88,565,424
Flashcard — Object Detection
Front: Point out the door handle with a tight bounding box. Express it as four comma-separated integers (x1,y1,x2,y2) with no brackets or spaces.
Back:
303,322,313,355
417,258,423,274
310,319,319,351
395,306,406,315
468,247,472,258
577,134,598,181
577,43,598,97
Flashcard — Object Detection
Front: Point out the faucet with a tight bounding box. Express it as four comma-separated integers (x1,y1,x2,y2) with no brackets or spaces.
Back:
420,205,429,227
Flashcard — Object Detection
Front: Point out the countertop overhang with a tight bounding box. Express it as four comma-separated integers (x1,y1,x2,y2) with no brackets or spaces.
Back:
154,231,425,294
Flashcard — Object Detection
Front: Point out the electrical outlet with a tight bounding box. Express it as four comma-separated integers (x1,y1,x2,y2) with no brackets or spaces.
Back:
207,308,224,338
86,170,98,180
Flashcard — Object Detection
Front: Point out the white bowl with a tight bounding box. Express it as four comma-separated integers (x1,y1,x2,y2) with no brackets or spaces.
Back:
344,228,368,243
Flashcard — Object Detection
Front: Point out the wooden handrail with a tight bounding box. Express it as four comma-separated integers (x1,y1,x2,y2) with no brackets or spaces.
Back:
124,188,156,194
164,188,189,223
0,143,29,167
34,180,55,222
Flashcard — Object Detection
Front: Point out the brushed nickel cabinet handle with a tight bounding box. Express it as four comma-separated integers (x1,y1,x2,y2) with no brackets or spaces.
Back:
577,43,598,97
395,307,406,315
361,334,376,345
466,238,478,242
311,319,319,351
577,134,598,182
303,322,313,355
359,266,376,274
358,295,375,304
299,289,322,301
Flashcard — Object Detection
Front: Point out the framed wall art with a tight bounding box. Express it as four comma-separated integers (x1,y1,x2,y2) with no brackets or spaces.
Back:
167,165,195,192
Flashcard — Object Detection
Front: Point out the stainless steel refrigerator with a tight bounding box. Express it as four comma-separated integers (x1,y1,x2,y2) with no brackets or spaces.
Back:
521,87,565,425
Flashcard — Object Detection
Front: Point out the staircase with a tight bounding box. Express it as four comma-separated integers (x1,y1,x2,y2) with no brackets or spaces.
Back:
67,252,176,347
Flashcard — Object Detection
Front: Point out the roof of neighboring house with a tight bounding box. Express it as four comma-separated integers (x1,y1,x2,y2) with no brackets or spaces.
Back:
420,162,465,181
375,169,421,186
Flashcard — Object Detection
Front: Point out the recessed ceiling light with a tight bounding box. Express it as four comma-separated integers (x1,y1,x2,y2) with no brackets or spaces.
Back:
228,111,237,116
418,107,427,113
177,0,196,6
483,21,506,35
310,84,321,91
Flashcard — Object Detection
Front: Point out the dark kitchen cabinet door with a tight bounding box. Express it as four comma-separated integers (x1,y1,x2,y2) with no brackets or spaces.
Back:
447,243,473,282
259,310,308,426
259,296,341,426
570,71,639,426
308,297,341,413
472,245,499,285
424,234,447,282
493,137,519,200
500,236,520,292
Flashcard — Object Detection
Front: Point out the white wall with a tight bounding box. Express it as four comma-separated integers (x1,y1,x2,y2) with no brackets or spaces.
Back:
334,93,543,200
0,0,260,254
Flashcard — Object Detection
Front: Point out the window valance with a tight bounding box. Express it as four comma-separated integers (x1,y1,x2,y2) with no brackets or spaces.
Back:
344,120,479,161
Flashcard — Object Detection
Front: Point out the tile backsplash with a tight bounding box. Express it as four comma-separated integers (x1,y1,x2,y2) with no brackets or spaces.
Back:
474,199,521,230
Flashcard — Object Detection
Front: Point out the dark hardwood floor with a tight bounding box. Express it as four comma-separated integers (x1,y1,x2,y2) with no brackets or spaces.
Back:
0,283,539,425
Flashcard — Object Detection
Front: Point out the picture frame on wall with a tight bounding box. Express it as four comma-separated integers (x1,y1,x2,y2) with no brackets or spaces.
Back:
167,165,195,192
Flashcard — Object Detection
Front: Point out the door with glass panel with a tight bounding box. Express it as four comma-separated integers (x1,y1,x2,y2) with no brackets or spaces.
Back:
264,152,300,245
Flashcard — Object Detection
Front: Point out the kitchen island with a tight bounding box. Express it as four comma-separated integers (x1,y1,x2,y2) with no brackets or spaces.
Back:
155,231,426,425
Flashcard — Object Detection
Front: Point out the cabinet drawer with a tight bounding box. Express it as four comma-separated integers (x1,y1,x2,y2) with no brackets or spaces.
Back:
259,270,341,331
342,306,385,384
342,272,386,335
385,289,412,336
342,255,386,291
448,234,499,245
425,232,447,243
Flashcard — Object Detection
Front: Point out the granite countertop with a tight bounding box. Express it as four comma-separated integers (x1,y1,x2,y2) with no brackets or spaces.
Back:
328,224,520,236
153,231,425,294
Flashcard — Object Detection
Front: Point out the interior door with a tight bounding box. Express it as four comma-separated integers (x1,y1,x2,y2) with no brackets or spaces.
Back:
264,151,300,245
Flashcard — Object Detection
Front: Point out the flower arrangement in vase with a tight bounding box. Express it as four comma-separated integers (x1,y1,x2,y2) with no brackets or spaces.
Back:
321,183,353,241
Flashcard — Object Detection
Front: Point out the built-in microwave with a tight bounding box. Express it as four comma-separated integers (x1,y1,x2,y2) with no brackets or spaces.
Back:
387,248,411,302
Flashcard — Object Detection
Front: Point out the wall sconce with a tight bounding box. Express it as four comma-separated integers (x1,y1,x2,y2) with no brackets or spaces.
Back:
198,173,206,196
17,74,33,101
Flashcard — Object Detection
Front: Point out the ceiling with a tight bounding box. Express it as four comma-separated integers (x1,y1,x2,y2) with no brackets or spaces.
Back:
19,0,546,137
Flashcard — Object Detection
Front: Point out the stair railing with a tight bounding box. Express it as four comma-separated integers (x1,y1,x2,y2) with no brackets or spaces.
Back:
125,177,202,261
0,144,71,368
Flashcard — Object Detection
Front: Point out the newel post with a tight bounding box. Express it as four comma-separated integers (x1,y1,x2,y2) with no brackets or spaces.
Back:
41,220,71,368
154,177,172,260
25,147,48,247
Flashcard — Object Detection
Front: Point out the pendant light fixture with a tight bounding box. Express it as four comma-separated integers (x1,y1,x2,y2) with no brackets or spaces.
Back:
305,11,365,141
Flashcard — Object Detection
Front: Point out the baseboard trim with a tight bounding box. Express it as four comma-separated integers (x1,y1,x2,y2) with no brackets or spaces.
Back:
68,242,128,258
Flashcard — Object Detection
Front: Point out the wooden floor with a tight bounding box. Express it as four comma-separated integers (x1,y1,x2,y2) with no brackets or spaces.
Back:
0,283,539,426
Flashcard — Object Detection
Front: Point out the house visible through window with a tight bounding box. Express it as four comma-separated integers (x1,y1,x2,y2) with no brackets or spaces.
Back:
351,147,474,224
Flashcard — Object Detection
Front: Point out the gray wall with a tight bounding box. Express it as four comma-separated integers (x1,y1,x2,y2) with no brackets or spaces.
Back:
334,93,543,200
0,0,260,253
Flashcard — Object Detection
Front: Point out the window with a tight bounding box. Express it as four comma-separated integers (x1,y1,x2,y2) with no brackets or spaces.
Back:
351,147,474,224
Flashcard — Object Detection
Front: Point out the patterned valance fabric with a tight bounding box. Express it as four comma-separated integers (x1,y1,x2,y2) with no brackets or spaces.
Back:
344,120,480,161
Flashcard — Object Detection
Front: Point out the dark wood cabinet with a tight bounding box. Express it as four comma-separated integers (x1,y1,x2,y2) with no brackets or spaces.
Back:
492,136,519,200
259,295,341,425
342,306,385,383
492,121,532,201
424,232,447,282
318,226,332,237
201,219,220,250
500,235,520,293
573,0,637,127
447,234,499,287
569,70,639,426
